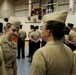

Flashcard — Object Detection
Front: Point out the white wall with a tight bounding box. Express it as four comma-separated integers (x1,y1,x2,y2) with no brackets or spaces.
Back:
15,1,29,17
66,13,76,27
0,0,76,40
0,0,15,18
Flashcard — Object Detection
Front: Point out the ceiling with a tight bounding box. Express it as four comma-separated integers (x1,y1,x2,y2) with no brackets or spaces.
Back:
14,0,42,2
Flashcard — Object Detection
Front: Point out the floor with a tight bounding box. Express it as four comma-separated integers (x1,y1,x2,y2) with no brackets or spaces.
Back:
17,46,31,75
16,41,42,75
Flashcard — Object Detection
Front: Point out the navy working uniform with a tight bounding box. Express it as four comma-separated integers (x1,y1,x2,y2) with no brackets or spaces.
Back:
30,26,40,57
0,16,21,75
17,26,27,58
30,10,74,75
27,25,34,57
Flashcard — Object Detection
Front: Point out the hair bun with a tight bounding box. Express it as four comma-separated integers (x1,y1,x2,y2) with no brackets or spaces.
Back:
62,26,70,35
4,18,8,22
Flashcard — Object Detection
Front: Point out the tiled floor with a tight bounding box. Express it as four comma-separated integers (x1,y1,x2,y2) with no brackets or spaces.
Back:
17,46,31,75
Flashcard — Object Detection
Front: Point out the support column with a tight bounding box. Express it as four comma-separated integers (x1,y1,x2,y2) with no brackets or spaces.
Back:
69,0,75,13
29,0,31,16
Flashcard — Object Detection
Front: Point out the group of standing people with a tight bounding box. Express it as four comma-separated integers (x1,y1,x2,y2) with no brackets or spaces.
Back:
0,10,76,75
64,23,76,51
27,25,42,62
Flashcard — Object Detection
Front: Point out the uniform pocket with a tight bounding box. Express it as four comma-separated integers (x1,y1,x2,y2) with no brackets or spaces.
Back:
2,47,10,52
2,43,10,52
13,49,17,53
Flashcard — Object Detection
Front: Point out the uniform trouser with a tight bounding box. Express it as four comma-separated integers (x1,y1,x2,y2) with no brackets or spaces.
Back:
29,40,34,57
28,40,31,57
41,40,46,47
29,40,40,57
64,42,76,51
67,43,76,51
17,38,25,58
36,40,40,50
29,40,40,61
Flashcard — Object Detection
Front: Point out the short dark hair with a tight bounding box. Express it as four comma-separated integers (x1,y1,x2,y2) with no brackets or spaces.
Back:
30,25,34,29
4,18,8,22
46,21,70,40
20,25,23,28
34,26,37,31
36,26,39,29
